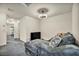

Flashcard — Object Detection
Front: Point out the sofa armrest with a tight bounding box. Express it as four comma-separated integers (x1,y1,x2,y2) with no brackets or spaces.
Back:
75,39,79,46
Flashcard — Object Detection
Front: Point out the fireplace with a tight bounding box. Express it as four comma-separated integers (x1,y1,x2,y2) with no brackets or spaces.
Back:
31,32,41,40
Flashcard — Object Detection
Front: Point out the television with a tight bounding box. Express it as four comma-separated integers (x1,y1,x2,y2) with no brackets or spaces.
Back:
31,32,41,40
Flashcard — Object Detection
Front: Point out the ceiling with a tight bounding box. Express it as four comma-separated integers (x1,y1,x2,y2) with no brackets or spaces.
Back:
28,3,72,19
0,3,73,19
0,3,28,19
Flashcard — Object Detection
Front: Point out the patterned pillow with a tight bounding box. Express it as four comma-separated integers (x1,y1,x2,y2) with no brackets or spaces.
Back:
49,36,62,48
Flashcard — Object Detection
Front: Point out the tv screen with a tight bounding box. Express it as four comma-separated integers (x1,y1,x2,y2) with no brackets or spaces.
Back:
31,32,41,40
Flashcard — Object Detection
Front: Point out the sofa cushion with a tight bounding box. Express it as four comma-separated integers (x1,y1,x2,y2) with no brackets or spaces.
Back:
49,36,62,48
58,32,76,46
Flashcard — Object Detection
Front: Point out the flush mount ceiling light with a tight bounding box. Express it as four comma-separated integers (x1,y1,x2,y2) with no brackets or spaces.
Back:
37,8,48,14
25,3,31,7
37,8,48,19
8,8,14,12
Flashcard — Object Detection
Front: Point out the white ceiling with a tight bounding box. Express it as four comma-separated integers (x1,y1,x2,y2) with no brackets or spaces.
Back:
0,3,28,19
28,3,72,19
0,3,73,19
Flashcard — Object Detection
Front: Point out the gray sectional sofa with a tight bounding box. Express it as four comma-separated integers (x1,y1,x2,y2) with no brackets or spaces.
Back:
24,32,79,56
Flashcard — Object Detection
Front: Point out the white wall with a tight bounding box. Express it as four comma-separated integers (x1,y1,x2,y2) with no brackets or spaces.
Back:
14,20,20,39
0,13,7,46
19,12,72,41
20,16,40,42
72,4,79,41
40,12,72,40
7,24,14,35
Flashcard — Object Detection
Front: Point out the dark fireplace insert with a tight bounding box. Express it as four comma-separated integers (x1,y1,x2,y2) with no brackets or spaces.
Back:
31,32,41,40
